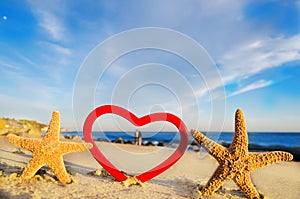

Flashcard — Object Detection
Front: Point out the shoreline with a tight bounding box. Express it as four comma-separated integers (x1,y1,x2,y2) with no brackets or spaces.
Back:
62,134,300,162
220,142,300,161
61,131,300,146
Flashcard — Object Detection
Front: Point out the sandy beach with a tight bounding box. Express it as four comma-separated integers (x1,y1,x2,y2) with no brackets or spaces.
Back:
1,136,299,199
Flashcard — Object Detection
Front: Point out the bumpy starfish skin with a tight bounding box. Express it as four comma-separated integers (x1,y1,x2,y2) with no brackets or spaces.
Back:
192,109,293,199
7,111,92,184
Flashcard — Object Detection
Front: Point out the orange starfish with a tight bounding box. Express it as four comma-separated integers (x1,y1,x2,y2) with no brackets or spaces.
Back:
7,111,92,184
192,109,293,199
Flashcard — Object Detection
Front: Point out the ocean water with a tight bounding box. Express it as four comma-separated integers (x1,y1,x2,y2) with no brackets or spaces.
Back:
62,131,300,148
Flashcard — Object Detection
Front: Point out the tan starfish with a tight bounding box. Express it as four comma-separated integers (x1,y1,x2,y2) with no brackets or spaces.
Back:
191,109,293,199
7,111,92,184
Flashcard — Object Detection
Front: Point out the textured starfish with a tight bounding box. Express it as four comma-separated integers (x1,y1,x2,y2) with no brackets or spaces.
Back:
7,111,92,184
192,109,293,199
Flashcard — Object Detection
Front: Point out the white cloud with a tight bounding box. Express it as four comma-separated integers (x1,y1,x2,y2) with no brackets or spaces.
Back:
27,0,66,41
125,1,298,98
0,60,19,70
220,34,300,84
37,10,64,40
6,0,298,131
0,47,39,71
40,41,72,56
229,80,272,97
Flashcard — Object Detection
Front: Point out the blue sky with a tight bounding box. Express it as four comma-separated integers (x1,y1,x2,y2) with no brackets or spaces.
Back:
0,0,299,132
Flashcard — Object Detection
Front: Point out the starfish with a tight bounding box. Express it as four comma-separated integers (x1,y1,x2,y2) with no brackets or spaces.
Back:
191,109,293,199
7,111,92,184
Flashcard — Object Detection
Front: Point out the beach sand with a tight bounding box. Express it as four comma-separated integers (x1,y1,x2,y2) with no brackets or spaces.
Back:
1,136,299,199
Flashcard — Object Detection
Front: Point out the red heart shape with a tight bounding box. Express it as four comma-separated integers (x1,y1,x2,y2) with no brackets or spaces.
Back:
83,105,189,182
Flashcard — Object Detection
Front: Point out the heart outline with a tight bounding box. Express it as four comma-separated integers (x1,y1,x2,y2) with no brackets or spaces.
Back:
83,105,189,182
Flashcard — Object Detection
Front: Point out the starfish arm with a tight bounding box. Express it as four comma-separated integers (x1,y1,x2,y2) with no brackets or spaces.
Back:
229,109,248,156
59,142,93,154
233,171,260,199
200,165,230,196
192,130,229,163
47,156,71,184
6,134,40,152
248,151,293,171
44,111,61,141
20,156,44,180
